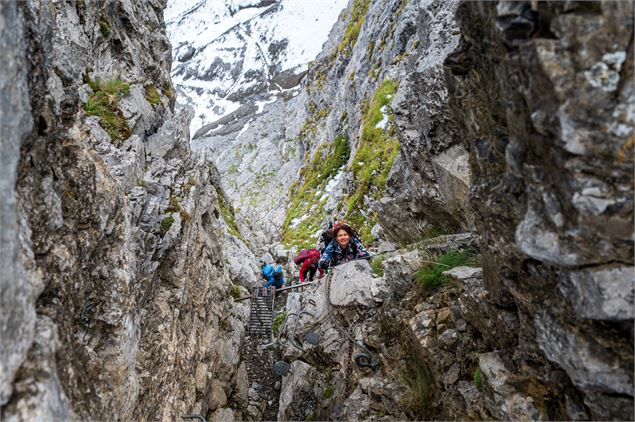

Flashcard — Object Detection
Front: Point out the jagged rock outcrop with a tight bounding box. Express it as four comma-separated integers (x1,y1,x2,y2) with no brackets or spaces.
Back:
440,1,634,419
379,0,477,241
0,1,247,420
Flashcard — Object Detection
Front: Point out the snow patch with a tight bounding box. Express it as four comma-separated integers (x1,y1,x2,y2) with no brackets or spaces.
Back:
375,105,390,129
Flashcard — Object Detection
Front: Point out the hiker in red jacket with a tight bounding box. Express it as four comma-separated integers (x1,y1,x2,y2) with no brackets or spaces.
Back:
295,249,324,283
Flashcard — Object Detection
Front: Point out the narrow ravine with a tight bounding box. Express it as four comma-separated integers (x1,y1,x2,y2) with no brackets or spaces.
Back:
1,0,632,420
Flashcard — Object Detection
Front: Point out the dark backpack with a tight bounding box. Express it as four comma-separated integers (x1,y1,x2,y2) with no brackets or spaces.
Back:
273,269,283,282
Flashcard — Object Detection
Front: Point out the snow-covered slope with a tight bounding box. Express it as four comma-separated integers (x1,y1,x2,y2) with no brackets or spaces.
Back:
166,0,347,135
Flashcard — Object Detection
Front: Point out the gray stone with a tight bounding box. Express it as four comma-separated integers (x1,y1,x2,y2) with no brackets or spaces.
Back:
560,266,634,320
534,311,633,396
0,0,35,407
443,266,483,281
479,352,546,421
209,408,235,422
444,363,461,385
328,260,378,308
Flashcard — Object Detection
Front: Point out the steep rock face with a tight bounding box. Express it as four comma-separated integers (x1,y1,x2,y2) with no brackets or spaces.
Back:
442,1,633,419
379,0,476,242
279,0,425,247
0,1,246,420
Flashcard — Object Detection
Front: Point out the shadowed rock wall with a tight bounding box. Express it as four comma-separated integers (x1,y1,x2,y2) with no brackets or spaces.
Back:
442,1,633,419
0,1,246,420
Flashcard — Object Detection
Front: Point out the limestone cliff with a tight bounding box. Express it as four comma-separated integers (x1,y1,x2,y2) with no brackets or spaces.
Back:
1,1,245,420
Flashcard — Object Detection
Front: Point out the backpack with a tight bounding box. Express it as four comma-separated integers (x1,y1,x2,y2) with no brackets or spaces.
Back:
294,248,319,265
273,269,283,282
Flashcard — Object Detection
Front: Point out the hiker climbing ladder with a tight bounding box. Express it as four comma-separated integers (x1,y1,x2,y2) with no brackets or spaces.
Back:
248,286,276,337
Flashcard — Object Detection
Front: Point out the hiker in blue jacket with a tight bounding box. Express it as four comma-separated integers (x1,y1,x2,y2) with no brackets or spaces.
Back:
261,260,285,288
318,221,369,270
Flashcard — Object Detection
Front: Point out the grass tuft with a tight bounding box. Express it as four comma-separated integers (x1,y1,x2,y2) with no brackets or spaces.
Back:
160,216,175,236
83,76,131,145
413,249,479,291
370,256,385,276
218,194,244,240
322,384,334,400
99,18,112,37
145,85,162,105
272,311,287,335
229,284,242,300
337,0,371,56
474,367,483,390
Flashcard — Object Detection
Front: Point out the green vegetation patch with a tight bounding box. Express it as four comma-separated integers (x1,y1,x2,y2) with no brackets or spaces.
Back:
473,367,483,390
370,256,385,276
145,84,162,105
99,17,112,37
282,134,350,249
272,311,287,335
229,284,242,300
160,216,175,236
413,249,479,291
83,76,131,146
322,384,334,400
299,103,330,141
338,0,371,56
218,194,244,241
401,330,435,419
344,79,400,244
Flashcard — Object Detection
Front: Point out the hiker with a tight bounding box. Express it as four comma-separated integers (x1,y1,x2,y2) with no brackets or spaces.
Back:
261,259,284,288
294,248,323,283
317,220,333,254
318,221,370,269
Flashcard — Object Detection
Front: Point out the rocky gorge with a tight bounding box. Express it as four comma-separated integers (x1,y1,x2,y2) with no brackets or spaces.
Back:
1,0,633,421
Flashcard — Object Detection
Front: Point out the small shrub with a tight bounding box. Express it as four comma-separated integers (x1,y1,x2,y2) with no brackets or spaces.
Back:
322,384,334,400
160,216,175,236
370,256,385,276
99,18,112,37
272,311,287,335
145,85,161,105
230,284,242,300
474,367,483,390
413,249,479,290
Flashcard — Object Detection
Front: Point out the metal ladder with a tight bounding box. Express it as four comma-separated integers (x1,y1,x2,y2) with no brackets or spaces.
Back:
247,286,276,337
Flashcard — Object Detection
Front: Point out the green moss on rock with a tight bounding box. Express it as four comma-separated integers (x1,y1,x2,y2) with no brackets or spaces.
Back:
282,135,350,249
83,77,131,146
344,79,400,244
145,84,162,105
337,0,371,56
